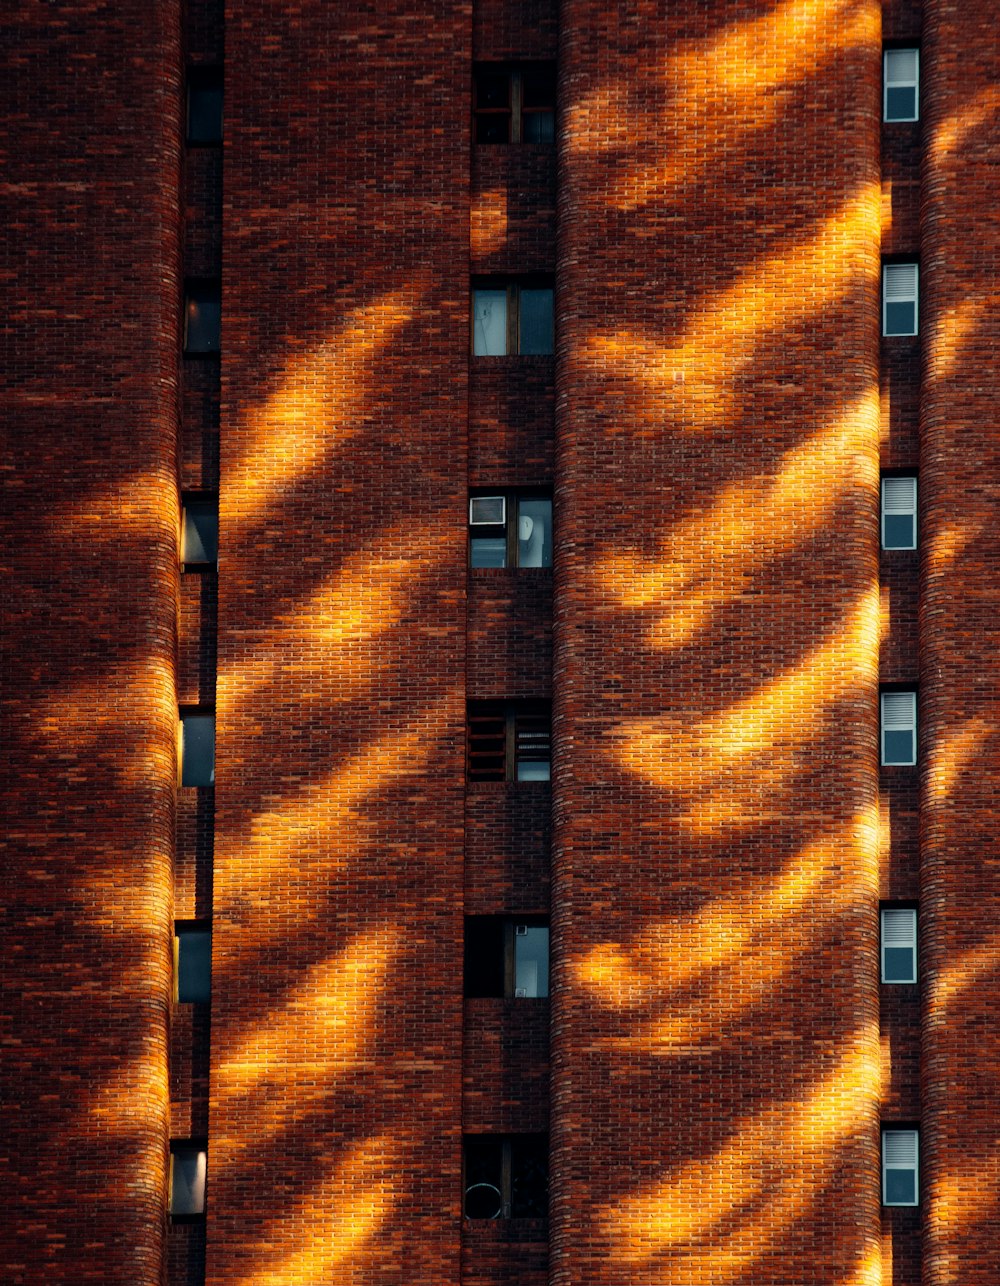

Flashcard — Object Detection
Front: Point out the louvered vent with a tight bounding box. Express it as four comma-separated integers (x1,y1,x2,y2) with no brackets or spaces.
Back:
882,476,916,512
881,908,916,946
881,691,916,728
883,263,918,299
883,1130,918,1167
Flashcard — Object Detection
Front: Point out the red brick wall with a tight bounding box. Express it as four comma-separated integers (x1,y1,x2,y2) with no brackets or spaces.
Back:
1,2,182,1282
551,3,884,1283
920,4,1000,1283
207,1,472,1282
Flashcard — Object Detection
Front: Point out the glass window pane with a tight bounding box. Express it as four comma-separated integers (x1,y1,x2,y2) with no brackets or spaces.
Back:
883,946,914,983
476,115,510,143
514,927,549,997
182,500,218,564
181,714,215,786
475,70,510,110
188,84,223,143
522,66,555,110
170,1147,207,1215
464,1139,503,1218
177,929,212,1003
473,290,507,355
883,729,914,765
510,1136,548,1217
470,536,507,568
517,758,550,781
883,513,914,549
886,49,918,82
522,110,555,143
885,1169,916,1205
885,86,916,121
519,288,553,354
464,917,506,997
517,498,552,567
185,286,221,352
884,300,916,336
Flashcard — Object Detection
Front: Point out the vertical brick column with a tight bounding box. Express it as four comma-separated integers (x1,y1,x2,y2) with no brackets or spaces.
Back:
1,3,181,1282
921,7,1000,1282
208,3,471,1283
551,4,883,1283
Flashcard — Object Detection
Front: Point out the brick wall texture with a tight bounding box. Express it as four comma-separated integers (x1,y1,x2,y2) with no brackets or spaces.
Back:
5,0,998,1283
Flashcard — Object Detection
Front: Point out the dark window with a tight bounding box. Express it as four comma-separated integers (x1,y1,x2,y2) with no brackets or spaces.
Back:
181,494,219,566
472,280,554,356
184,280,221,354
180,709,215,786
187,66,223,144
465,918,549,998
469,491,552,568
468,701,551,783
464,1135,548,1219
170,1140,207,1218
473,64,555,143
175,922,212,1003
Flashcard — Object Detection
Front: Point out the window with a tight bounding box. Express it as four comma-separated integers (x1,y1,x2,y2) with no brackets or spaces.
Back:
170,1141,207,1218
179,710,215,786
472,280,554,355
881,475,917,550
468,701,551,782
184,280,221,353
181,495,219,566
469,492,552,568
881,690,916,766
882,1129,919,1206
465,918,549,998
883,263,918,336
884,49,919,122
186,66,223,143
463,1135,548,1219
881,907,917,984
175,922,212,1003
473,64,555,143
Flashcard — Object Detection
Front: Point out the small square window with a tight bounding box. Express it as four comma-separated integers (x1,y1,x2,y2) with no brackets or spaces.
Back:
473,64,555,144
187,67,223,144
884,49,919,122
470,491,552,568
467,701,551,783
881,690,916,766
881,908,917,984
170,1141,207,1217
184,280,221,353
883,263,918,337
472,281,554,356
881,476,917,550
465,918,549,998
181,495,219,566
179,710,215,786
175,923,212,1003
464,1135,548,1219
882,1128,919,1206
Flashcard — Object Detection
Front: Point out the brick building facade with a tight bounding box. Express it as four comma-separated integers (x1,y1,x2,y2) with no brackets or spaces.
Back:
3,0,998,1283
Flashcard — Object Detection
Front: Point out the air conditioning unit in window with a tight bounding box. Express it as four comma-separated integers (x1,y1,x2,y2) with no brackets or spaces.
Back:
470,496,506,525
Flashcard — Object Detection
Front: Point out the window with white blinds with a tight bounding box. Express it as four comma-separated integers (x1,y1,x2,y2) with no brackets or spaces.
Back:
884,49,919,121
883,263,919,336
881,476,917,549
882,1128,919,1205
881,908,917,983
881,690,916,765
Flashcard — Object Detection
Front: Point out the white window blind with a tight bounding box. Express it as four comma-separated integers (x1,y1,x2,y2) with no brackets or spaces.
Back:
881,476,917,549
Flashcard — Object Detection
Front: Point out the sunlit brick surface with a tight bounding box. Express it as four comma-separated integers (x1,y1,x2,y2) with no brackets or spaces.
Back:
206,2,471,1282
1,3,182,1282
551,3,884,1282
921,5,1000,1284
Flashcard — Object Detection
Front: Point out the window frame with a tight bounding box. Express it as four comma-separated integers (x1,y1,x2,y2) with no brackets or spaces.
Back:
186,65,224,145
473,63,556,144
880,906,918,984
169,1139,208,1221
174,920,212,1004
181,492,219,568
883,47,919,123
463,1133,549,1220
880,688,917,767
469,489,553,569
881,474,917,550
472,278,554,356
882,1128,919,1207
178,707,216,787
464,916,550,999
183,278,222,355
882,262,919,337
467,699,551,783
